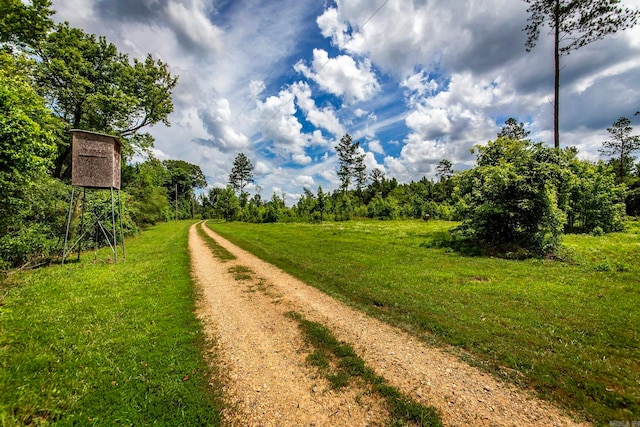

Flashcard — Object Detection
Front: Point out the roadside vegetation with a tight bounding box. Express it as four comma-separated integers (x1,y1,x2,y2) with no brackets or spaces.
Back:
0,221,224,425
0,1,207,271
207,219,640,424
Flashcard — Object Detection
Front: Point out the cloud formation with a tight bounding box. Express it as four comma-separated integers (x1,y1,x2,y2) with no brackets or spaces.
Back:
50,0,640,203
294,49,380,103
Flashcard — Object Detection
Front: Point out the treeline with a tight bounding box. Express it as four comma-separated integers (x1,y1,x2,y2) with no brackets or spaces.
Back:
205,122,640,257
0,0,205,269
202,170,455,223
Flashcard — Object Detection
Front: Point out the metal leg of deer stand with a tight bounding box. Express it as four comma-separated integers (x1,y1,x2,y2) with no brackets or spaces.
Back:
62,187,75,265
118,190,126,261
78,188,87,261
111,187,117,262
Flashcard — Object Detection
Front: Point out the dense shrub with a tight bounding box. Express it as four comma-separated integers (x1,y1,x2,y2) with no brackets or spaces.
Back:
453,138,627,256
454,139,566,256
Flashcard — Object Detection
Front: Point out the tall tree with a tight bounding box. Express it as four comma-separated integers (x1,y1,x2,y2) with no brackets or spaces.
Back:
315,185,327,221
0,0,53,51
498,117,531,140
36,24,178,177
163,159,207,219
335,134,366,192
523,0,639,149
599,117,640,179
228,153,254,198
435,159,454,182
0,61,56,232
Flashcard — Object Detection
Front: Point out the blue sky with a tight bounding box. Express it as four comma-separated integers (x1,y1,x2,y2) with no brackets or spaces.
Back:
51,0,640,202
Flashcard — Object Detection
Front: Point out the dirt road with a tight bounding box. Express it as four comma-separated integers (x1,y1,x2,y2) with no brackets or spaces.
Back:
189,222,587,426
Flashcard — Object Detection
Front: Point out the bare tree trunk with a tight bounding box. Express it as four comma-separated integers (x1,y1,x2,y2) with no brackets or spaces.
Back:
554,0,560,149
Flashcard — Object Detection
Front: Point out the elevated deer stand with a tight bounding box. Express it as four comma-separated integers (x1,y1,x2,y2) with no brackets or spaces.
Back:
62,130,125,264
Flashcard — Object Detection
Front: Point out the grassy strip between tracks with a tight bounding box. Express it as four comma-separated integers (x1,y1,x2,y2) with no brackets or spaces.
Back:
196,221,236,262
287,311,442,426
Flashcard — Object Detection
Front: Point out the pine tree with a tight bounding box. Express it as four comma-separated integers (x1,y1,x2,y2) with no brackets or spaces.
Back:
335,134,366,192
523,0,638,149
229,153,254,198
498,117,530,140
600,117,640,179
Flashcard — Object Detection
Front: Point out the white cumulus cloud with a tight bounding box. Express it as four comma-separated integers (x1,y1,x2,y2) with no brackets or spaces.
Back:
294,48,380,104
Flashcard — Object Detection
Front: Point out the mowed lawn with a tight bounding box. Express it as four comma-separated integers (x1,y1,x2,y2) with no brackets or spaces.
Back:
207,219,640,424
0,221,223,425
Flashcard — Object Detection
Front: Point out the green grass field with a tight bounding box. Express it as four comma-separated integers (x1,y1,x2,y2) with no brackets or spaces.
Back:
207,219,640,424
0,221,223,426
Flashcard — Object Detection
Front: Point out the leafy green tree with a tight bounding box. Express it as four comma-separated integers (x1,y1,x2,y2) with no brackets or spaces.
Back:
0,0,53,51
455,138,566,256
163,160,207,219
263,193,287,223
523,0,639,149
228,153,254,200
36,23,178,177
367,195,399,220
561,155,625,233
208,186,240,221
315,186,328,221
599,117,640,180
0,62,60,268
122,158,171,225
334,192,354,221
335,134,366,192
435,159,453,182
498,117,530,140
296,188,317,222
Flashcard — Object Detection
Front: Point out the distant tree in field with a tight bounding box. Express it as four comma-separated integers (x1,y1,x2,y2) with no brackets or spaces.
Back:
370,168,385,185
229,153,254,199
498,117,530,140
435,159,454,182
354,153,368,191
560,150,625,233
454,137,566,256
264,193,287,223
163,159,207,219
599,117,640,180
335,134,366,192
315,186,327,221
296,188,317,221
215,186,240,221
523,0,639,149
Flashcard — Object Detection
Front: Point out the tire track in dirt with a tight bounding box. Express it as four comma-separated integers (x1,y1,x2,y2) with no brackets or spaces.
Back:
191,222,588,426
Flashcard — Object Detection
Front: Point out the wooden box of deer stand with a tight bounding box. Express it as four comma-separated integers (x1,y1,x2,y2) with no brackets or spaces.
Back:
71,129,121,189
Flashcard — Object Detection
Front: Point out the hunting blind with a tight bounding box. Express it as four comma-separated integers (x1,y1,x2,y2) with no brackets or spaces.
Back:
71,129,121,189
63,130,125,264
